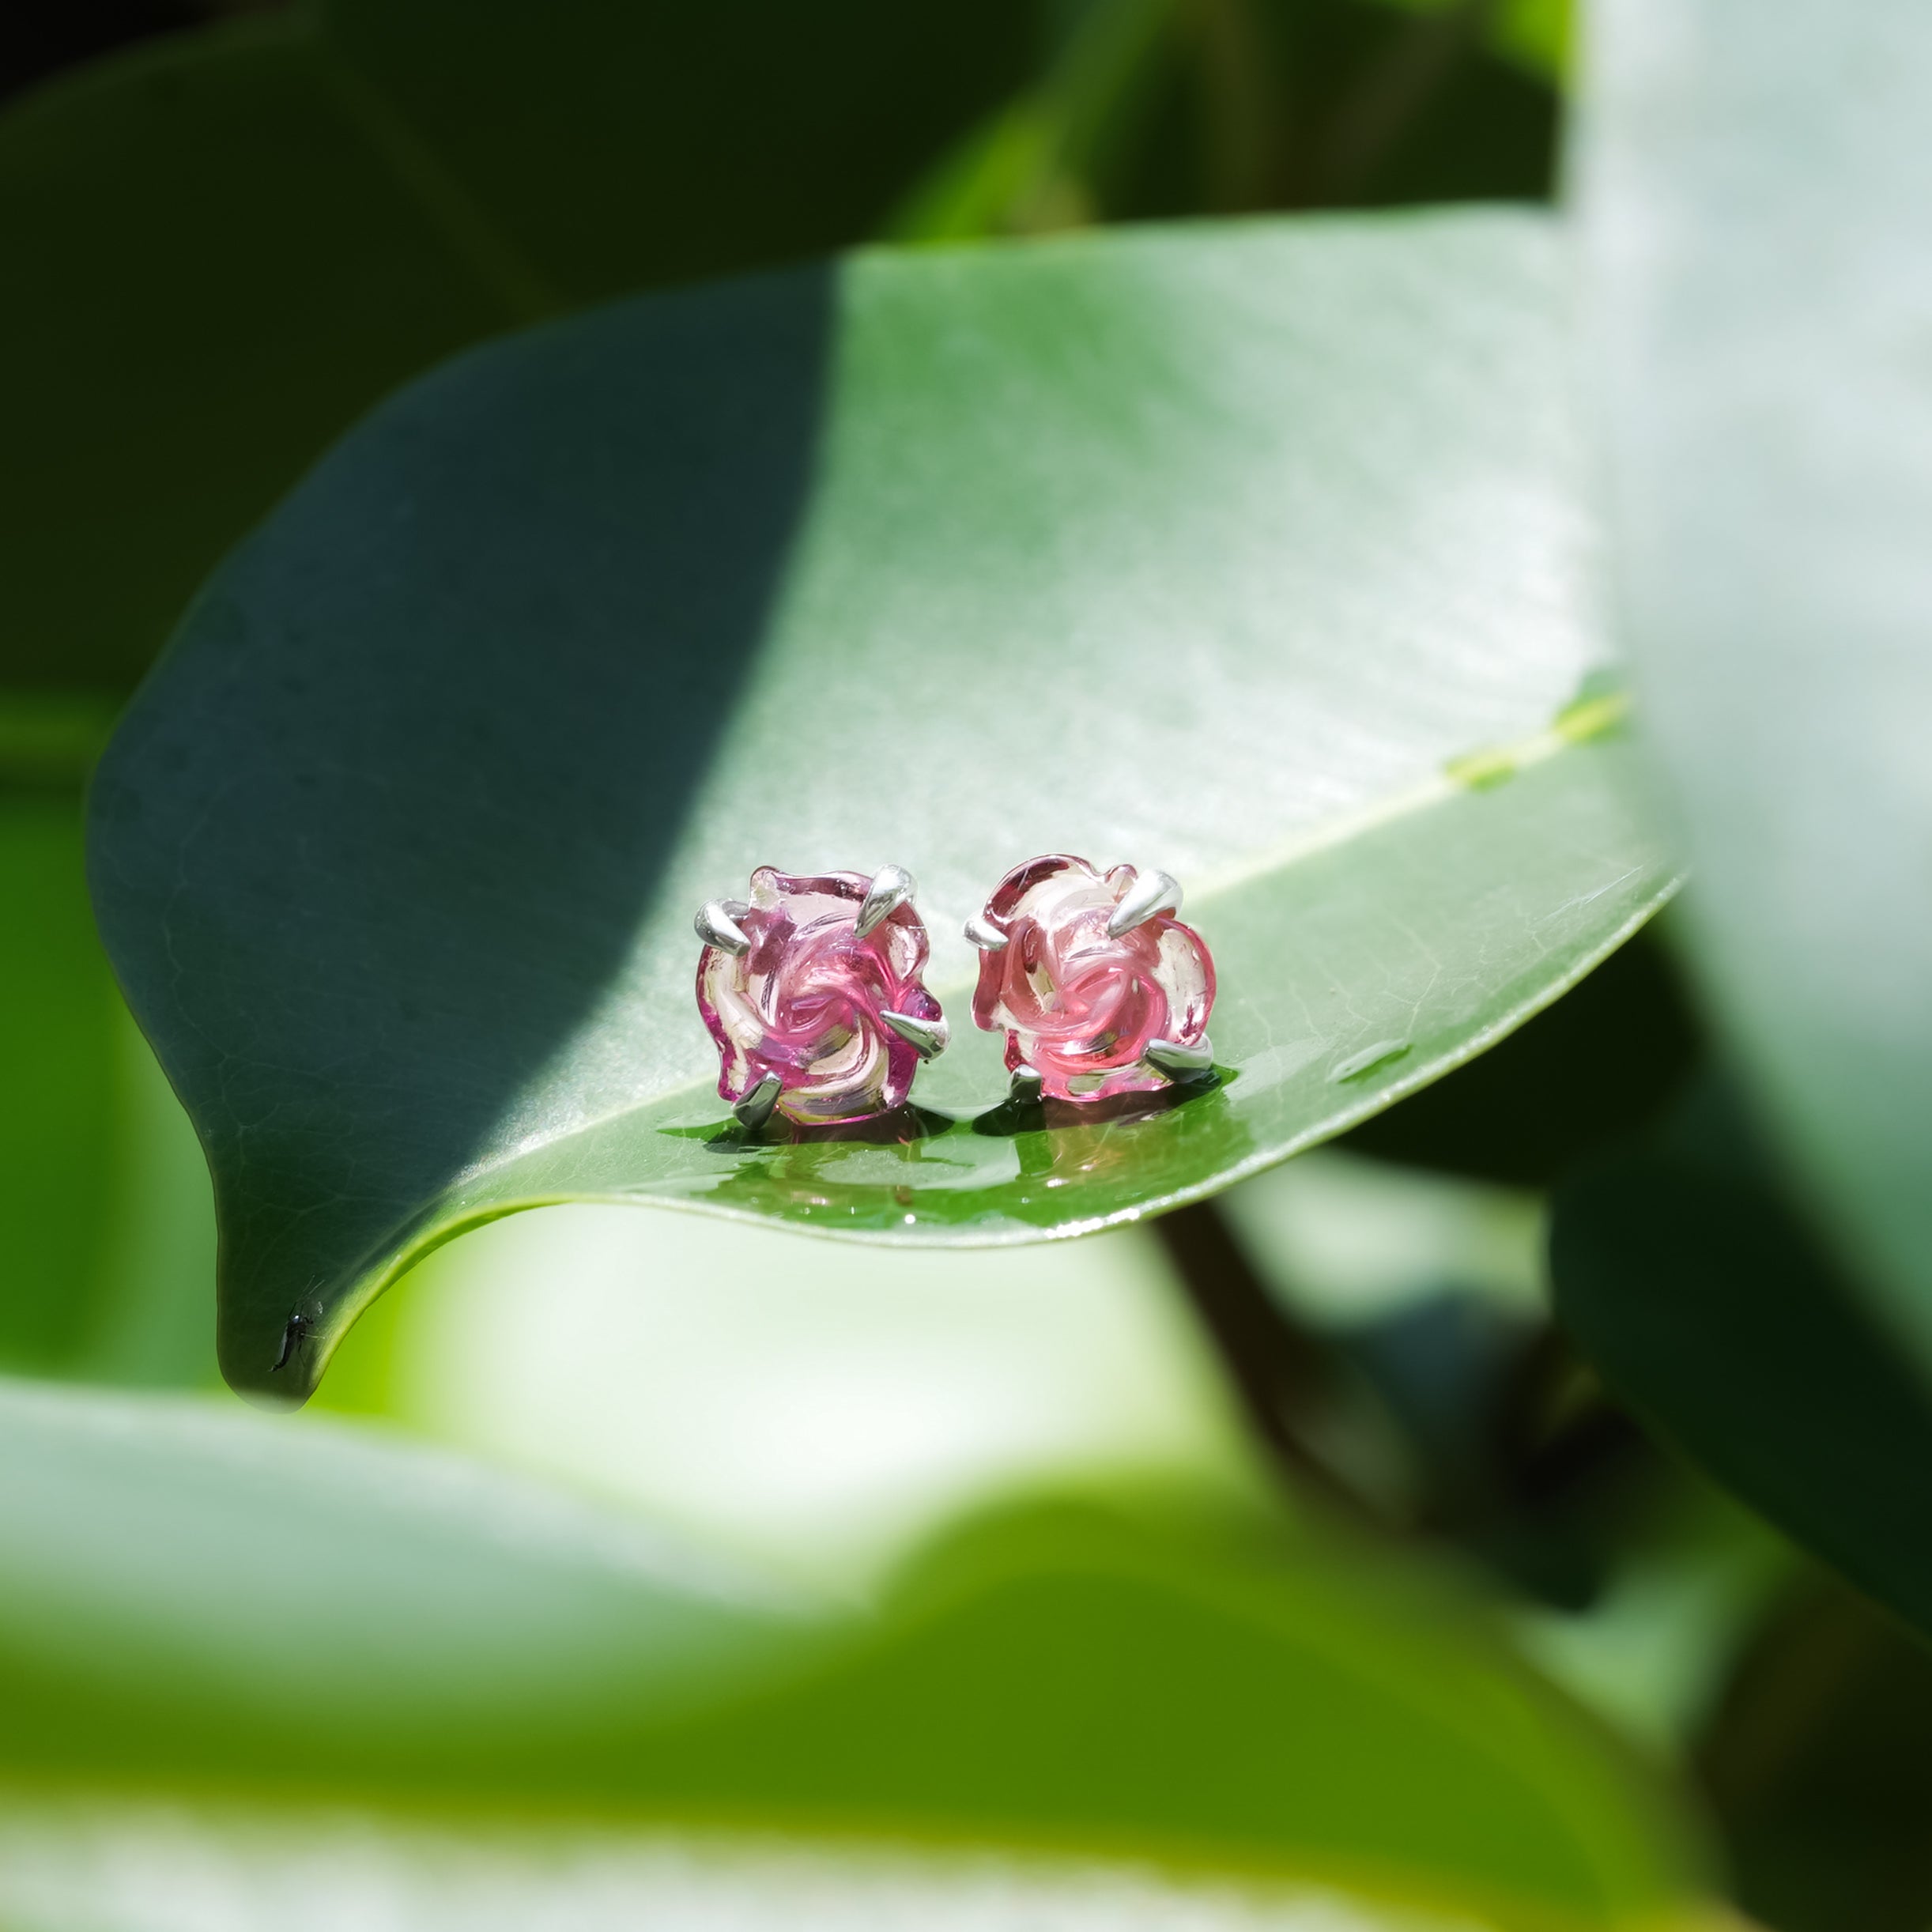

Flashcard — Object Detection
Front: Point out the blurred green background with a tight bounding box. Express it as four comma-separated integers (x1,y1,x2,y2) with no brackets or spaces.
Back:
5,4,1932,1930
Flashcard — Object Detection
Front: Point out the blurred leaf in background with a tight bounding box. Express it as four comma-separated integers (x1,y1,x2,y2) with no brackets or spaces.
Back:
311,1209,1270,1597
1578,0,1932,1375
0,1371,1710,1932
0,0,1036,692
0,0,1565,698
1700,1579,1932,1932
0,696,214,1387
32,1,1932,1929
1551,1068,1932,1647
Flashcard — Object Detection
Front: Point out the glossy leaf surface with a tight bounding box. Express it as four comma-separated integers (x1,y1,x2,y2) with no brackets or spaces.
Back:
1551,1073,1932,1642
0,1376,1704,1928
89,213,1680,1400
1577,1,1932,1367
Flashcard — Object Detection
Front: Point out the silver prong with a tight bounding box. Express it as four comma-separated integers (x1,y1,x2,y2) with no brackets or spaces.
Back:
734,1073,783,1131
1106,868,1183,938
696,898,752,957
881,1009,949,1059
1008,1065,1044,1104
855,864,917,939
964,911,1009,952
1145,1036,1214,1080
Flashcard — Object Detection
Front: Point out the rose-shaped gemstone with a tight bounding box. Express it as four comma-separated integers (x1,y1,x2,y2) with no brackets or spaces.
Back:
971,855,1215,1100
698,866,944,1126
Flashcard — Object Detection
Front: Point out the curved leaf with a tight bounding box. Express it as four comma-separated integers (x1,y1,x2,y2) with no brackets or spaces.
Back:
0,0,1027,688
1550,1071,1932,1641
1342,922,1700,1187
0,1377,1707,1928
89,212,1681,1400
1577,0,1932,1367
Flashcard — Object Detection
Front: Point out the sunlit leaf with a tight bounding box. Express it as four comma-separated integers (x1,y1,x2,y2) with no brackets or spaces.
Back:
1341,923,1699,1186
0,1378,1707,1929
90,212,1679,1401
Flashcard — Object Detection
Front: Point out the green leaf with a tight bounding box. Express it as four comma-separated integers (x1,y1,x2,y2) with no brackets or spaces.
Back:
1367,0,1574,85
885,0,1564,243
0,1376,1707,1926
1549,1070,1932,1643
0,798,118,1368
1341,923,1700,1187
1701,1581,1932,1932
1576,2,1932,1367
89,211,1681,1402
0,0,1028,689
0,772,216,1387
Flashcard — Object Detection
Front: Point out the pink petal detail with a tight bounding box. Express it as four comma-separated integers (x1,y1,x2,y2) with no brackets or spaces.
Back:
697,867,942,1126
971,855,1215,1100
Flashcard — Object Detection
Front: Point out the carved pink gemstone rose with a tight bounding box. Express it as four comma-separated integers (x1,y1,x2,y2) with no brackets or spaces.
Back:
971,854,1216,1100
697,866,945,1126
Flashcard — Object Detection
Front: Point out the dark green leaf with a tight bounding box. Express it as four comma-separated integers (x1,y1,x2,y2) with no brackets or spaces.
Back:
888,0,1564,242
0,19,517,692
0,1,1028,688
89,213,1680,1401
1700,1582,1932,1932
1549,1070,1932,1640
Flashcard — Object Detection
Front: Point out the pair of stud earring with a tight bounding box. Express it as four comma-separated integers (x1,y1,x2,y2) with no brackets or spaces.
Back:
694,855,1217,1131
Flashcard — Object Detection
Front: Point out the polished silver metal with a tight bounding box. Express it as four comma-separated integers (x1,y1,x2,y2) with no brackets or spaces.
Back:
964,911,1009,952
1008,1064,1044,1104
733,1072,783,1131
696,897,752,957
881,1009,949,1059
1145,1036,1214,1080
1106,867,1183,938
855,864,917,939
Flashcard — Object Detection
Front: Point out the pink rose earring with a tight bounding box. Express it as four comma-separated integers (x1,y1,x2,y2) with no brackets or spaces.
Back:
968,855,1216,1103
696,865,948,1131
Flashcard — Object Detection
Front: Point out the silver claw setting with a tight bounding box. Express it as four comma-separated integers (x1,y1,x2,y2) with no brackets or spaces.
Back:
1145,1036,1214,1081
733,1072,783,1131
964,911,1009,952
695,898,752,957
881,1009,949,1058
855,864,918,939
1008,1065,1044,1104
1105,867,1183,939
